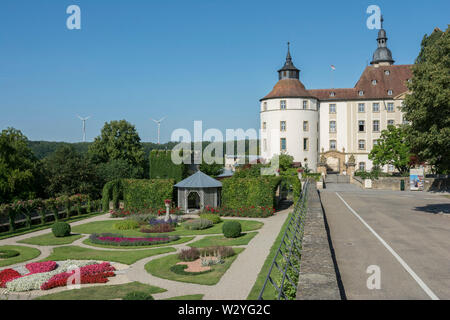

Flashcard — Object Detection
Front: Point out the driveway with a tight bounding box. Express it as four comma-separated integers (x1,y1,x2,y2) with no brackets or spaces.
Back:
320,183,450,300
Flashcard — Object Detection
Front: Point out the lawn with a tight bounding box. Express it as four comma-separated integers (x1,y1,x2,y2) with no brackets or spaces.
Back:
72,220,264,236
164,294,204,300
189,232,258,248
247,213,292,300
145,248,244,285
82,236,195,249
0,245,41,268
35,281,166,300
18,233,83,246
0,212,106,240
40,245,175,265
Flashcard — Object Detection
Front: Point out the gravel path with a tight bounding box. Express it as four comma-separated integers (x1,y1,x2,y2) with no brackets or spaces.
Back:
0,208,293,300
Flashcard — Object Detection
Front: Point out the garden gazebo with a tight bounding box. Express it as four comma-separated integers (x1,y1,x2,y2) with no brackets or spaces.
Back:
174,171,222,213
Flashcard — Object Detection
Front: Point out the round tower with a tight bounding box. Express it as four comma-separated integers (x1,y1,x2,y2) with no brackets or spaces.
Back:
260,43,319,171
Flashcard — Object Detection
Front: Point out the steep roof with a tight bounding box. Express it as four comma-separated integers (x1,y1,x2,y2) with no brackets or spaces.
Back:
309,65,412,101
261,79,313,101
174,171,222,188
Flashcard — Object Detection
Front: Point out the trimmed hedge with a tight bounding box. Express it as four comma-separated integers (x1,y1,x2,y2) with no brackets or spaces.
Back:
149,150,188,182
222,221,242,238
221,176,282,210
101,179,174,211
52,222,71,237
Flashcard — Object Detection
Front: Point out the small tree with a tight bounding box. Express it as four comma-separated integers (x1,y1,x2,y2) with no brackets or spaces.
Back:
369,125,412,175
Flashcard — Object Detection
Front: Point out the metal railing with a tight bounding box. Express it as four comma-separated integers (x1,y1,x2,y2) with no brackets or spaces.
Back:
258,180,309,300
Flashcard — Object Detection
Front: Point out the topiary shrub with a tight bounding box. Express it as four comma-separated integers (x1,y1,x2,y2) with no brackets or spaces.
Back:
113,220,139,230
0,249,20,259
182,218,213,230
222,221,242,238
199,213,222,224
123,291,154,300
51,222,71,237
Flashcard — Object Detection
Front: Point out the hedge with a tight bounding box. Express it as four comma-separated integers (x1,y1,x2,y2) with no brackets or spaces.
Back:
102,179,174,210
149,150,188,182
221,176,282,209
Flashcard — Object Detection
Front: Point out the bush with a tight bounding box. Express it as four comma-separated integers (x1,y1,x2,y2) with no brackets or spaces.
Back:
221,176,281,210
204,206,275,218
199,213,222,224
0,249,20,259
182,218,213,230
140,223,175,233
113,220,139,230
200,246,235,258
122,179,174,210
123,291,154,300
126,213,157,225
51,222,71,237
222,221,241,238
178,247,200,261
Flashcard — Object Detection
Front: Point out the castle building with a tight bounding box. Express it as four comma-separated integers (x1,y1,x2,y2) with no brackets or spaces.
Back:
259,18,412,173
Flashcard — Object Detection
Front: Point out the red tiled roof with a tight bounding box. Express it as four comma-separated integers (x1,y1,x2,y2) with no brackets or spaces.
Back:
308,64,413,101
261,79,313,101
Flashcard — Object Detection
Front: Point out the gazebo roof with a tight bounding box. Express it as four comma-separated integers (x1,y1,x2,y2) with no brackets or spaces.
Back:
175,171,222,188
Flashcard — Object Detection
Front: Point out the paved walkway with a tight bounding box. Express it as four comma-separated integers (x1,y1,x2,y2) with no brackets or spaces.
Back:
0,208,293,300
321,183,450,300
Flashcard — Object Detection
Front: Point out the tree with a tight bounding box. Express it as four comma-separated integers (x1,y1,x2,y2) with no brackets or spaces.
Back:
277,154,294,172
369,125,412,175
402,27,450,173
199,161,223,177
43,145,102,198
0,128,39,203
88,120,145,167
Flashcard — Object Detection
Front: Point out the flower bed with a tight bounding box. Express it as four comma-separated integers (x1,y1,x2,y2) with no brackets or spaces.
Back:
89,233,180,247
203,205,276,218
0,268,22,287
26,261,57,274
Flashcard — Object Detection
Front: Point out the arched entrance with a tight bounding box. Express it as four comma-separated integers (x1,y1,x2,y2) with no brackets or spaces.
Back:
187,192,201,210
321,150,346,174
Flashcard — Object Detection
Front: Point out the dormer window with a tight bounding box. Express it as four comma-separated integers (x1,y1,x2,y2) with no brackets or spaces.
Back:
387,90,393,96
330,92,336,97
372,80,377,85
384,70,390,75
359,90,364,96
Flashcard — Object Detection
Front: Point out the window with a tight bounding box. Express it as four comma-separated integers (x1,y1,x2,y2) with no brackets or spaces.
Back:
330,92,336,97
387,90,393,96
280,138,286,151
280,121,286,132
373,103,380,112
280,100,286,110
303,121,309,132
263,139,267,151
359,90,364,96
387,119,395,126
373,120,380,132
358,140,366,150
359,162,366,171
372,80,377,85
262,122,266,130
329,121,336,133
373,139,379,146
358,120,365,132
384,70,390,75
329,104,336,114
358,103,365,112
303,138,309,151
330,140,336,150
303,100,308,110
263,102,267,111
387,103,394,112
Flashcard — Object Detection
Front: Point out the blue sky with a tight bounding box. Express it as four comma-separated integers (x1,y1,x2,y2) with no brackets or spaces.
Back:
0,0,448,143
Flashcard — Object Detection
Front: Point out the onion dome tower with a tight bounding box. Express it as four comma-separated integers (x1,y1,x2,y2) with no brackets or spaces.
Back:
370,15,395,66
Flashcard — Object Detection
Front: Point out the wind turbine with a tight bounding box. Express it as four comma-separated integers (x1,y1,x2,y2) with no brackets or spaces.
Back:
151,117,166,144
77,115,91,142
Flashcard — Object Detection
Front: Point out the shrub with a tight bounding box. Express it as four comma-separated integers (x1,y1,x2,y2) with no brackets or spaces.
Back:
200,246,235,258
178,247,200,261
140,224,175,233
123,291,154,300
51,222,71,237
113,220,139,230
222,221,241,238
199,213,222,224
0,249,20,259
221,176,282,210
126,213,157,225
122,179,174,210
182,218,213,230
204,206,275,218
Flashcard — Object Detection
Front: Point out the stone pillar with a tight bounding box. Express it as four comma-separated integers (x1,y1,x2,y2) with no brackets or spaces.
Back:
346,155,356,183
